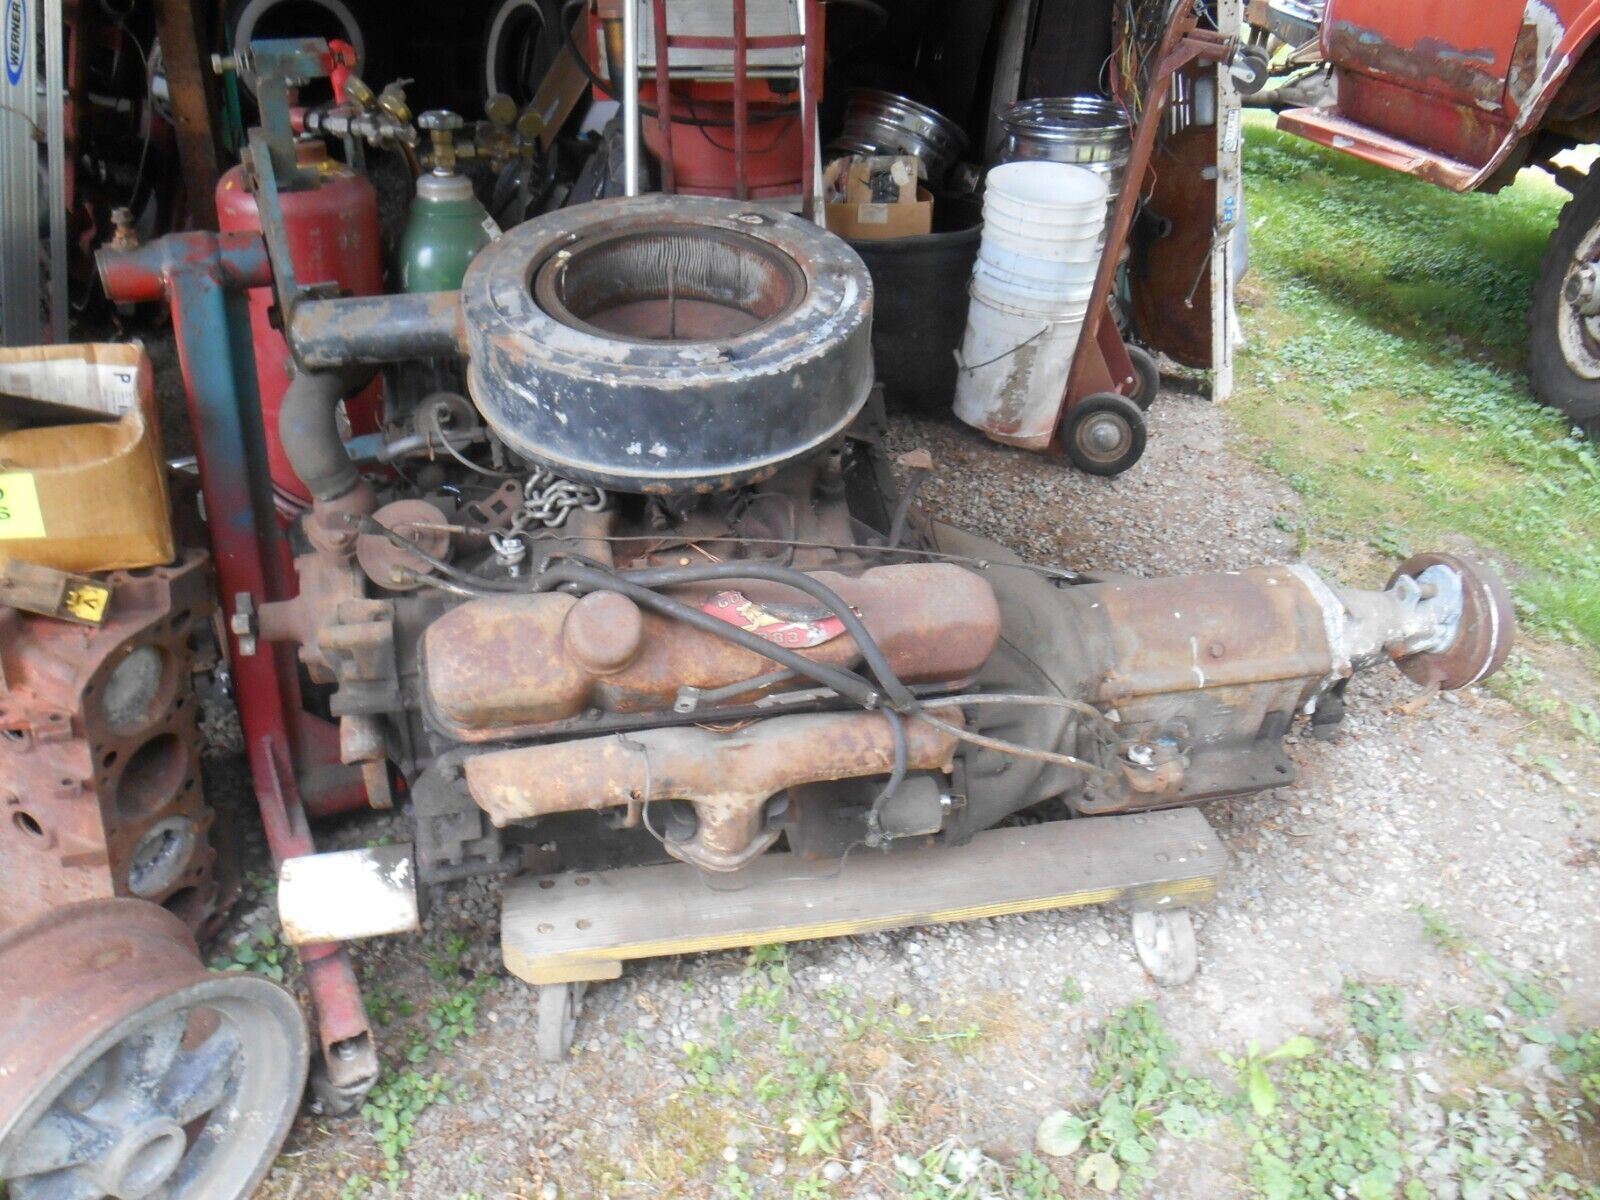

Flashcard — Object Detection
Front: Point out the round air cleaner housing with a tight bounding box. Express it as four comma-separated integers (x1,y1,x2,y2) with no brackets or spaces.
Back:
460,195,874,493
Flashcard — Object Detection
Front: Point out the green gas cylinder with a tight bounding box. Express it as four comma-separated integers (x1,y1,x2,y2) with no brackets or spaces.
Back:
399,110,498,293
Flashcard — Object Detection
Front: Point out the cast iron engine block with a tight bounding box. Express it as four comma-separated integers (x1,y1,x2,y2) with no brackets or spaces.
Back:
0,552,233,939
246,197,1513,889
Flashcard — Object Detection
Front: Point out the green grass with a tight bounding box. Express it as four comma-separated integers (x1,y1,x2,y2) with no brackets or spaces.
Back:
1236,116,1600,655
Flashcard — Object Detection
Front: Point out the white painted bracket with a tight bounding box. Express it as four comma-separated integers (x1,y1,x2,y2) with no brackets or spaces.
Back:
277,843,421,946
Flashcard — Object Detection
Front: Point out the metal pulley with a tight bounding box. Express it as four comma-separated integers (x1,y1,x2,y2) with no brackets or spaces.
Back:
0,901,309,1200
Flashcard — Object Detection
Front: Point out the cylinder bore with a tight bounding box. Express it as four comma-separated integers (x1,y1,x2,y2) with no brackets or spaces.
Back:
117,732,186,817
535,226,806,342
462,195,874,494
100,645,171,734
126,817,199,898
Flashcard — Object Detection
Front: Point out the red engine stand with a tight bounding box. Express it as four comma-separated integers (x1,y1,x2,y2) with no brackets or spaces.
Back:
97,232,379,1112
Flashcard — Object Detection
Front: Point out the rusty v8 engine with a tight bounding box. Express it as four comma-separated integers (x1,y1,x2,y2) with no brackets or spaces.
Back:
249,194,1512,938
0,37,1525,1200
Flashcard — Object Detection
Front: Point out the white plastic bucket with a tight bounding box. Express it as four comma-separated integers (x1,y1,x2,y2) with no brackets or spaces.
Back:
973,246,1097,305
985,160,1108,222
982,198,1105,237
971,271,1093,312
979,162,1109,268
952,286,1084,450
979,210,1104,262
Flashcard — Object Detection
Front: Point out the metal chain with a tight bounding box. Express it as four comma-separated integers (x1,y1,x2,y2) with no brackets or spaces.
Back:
507,466,609,532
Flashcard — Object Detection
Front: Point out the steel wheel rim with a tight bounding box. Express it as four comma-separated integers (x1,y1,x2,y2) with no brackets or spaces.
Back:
0,975,307,1200
1075,411,1133,465
1557,221,1600,381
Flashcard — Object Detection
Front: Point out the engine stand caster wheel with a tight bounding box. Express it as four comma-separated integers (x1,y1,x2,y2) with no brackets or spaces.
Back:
537,982,588,1062
1062,392,1148,476
0,900,309,1200
1125,343,1161,411
308,1036,380,1117
1131,909,1198,987
1228,45,1272,96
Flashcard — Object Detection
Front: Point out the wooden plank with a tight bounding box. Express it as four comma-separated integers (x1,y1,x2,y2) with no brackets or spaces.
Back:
984,0,1037,160
502,809,1225,985
1021,0,1113,102
0,560,110,624
531,17,596,152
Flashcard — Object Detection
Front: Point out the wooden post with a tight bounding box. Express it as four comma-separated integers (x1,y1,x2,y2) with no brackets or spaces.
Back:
153,0,225,227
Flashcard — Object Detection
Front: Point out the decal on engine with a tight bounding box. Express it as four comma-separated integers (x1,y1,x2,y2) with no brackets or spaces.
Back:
701,590,850,649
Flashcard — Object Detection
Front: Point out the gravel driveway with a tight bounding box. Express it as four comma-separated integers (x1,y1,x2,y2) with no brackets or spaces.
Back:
248,391,1600,1200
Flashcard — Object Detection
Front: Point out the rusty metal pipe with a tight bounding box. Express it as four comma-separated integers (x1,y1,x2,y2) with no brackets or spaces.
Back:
286,291,466,368
96,230,272,301
602,16,626,94
464,708,962,871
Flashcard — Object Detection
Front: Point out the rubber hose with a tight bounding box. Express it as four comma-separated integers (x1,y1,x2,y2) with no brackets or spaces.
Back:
279,366,376,502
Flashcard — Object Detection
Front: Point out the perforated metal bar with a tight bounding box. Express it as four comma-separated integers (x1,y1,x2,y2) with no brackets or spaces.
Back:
731,0,748,198
1,0,42,343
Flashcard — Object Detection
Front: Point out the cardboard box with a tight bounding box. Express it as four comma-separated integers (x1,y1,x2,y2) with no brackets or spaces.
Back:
825,155,934,240
0,343,174,573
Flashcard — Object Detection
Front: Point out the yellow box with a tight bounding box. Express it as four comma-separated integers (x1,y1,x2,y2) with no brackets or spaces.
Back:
0,343,174,573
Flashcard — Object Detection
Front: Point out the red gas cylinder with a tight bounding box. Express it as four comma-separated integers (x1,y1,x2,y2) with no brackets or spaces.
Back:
216,139,385,510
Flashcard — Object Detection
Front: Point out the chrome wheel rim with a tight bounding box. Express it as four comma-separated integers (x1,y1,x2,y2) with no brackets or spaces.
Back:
1557,222,1600,381
1075,411,1133,465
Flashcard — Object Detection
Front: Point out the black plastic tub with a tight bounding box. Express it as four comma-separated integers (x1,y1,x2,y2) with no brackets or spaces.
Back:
847,195,983,414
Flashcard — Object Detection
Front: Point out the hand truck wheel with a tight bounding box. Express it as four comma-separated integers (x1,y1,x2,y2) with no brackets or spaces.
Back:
1062,392,1148,476
1125,343,1161,410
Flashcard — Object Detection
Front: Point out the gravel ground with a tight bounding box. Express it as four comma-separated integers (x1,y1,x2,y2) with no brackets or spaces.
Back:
233,390,1599,1200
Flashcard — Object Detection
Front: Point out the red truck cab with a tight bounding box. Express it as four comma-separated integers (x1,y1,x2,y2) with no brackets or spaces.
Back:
1271,0,1600,431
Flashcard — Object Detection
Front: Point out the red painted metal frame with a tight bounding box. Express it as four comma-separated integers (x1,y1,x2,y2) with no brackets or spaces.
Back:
645,0,818,215
97,232,377,1101
1056,15,1235,443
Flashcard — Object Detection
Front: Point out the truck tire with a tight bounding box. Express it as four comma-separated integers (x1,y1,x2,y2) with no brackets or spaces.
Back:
1529,169,1600,435
482,0,557,107
227,0,384,106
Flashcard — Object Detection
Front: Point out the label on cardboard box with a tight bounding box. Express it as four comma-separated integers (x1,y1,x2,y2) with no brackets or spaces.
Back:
0,471,45,539
0,358,139,418
857,204,889,225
